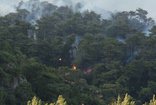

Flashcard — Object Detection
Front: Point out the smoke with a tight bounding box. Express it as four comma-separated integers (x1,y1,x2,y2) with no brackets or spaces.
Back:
15,0,59,25
1,0,156,19
0,0,123,18
47,0,112,19
44,0,156,20
0,0,156,34
116,37,126,44
142,23,155,36
0,0,18,16
1,0,111,24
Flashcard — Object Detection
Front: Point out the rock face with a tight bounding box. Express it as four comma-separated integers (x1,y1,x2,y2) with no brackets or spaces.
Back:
11,74,27,89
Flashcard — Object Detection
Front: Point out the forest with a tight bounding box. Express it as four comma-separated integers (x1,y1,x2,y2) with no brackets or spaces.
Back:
1,0,156,105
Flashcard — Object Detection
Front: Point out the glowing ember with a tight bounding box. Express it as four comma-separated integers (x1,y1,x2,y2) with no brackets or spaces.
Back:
59,58,62,61
72,66,77,70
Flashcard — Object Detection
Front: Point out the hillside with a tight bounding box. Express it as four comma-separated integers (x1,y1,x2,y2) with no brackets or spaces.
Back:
0,0,156,105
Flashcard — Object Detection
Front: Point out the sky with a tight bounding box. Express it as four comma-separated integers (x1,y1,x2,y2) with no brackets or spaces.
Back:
0,0,156,19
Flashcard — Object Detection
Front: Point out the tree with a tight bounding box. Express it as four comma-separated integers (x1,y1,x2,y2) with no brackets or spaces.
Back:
110,93,135,105
83,10,101,24
16,9,30,21
27,95,66,105
15,82,35,105
138,30,156,61
36,12,64,41
139,88,152,102
126,31,145,63
86,21,102,34
119,60,148,98
0,87,7,105
106,22,132,38
149,25,156,36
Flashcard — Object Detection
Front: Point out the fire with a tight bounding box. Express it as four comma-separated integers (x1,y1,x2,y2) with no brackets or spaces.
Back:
83,69,92,74
72,65,77,70
59,58,62,61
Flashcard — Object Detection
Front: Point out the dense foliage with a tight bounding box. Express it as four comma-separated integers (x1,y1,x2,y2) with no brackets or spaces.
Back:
1,0,156,105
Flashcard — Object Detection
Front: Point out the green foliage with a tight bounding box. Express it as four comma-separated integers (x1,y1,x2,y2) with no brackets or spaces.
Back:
1,4,156,105
74,33,124,70
0,87,7,105
139,88,152,102
15,82,35,104
106,22,131,38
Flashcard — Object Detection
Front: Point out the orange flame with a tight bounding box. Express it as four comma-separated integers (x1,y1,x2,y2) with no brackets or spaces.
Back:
83,69,92,74
72,66,77,70
59,58,62,61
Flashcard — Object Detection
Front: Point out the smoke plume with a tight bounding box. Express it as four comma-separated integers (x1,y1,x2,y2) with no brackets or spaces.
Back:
0,0,155,33
1,0,156,19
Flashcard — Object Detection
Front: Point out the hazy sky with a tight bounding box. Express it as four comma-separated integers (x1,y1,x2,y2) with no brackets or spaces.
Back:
0,0,156,19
